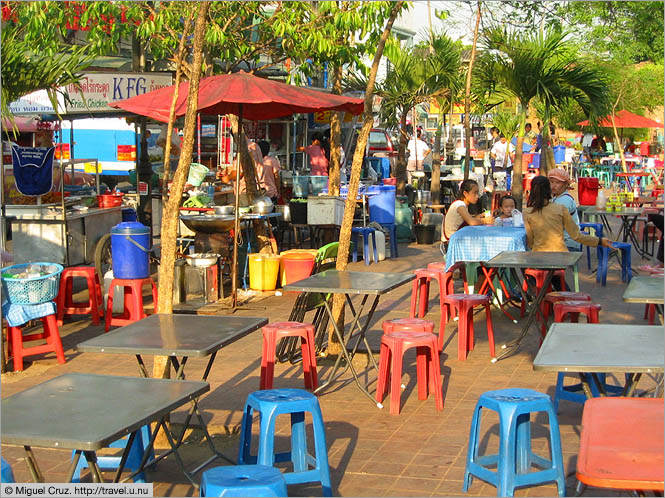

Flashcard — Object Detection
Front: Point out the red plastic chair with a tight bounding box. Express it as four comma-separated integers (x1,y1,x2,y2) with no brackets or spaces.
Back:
375,331,443,415
443,294,495,360
56,266,104,325
542,291,591,338
105,278,158,332
553,300,601,324
260,322,317,390
7,314,66,371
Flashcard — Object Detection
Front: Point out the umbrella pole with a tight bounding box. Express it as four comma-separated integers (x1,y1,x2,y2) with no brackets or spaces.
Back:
231,106,243,310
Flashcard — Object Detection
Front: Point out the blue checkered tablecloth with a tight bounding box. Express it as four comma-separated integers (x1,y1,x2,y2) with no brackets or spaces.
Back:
1,300,57,327
445,226,527,271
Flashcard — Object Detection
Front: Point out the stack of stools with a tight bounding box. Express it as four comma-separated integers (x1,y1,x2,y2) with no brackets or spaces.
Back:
200,465,287,497
463,388,565,497
260,322,318,390
376,318,443,415
237,388,332,496
350,227,378,266
56,266,104,325
551,300,622,410
520,269,567,318
105,277,158,332
597,242,632,286
442,294,495,361
7,312,66,372
541,291,591,339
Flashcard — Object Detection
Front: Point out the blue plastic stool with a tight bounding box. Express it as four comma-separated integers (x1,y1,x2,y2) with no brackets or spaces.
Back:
1,458,15,483
379,223,398,258
351,227,378,266
597,242,632,286
463,388,565,497
238,389,332,496
200,465,287,497
579,223,604,270
71,425,153,483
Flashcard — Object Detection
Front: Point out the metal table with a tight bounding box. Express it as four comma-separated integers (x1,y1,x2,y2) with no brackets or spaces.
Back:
1,373,208,483
623,274,664,326
283,270,415,407
77,313,267,481
533,323,664,398
485,251,582,360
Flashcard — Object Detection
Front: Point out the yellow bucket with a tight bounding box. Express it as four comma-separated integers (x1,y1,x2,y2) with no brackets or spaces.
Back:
248,254,281,291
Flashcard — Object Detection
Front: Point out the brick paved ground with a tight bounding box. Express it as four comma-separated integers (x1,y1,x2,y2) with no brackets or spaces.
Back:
1,214,660,497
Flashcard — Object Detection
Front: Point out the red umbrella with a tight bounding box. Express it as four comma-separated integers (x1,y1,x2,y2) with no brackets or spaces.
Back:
109,70,364,121
111,70,364,309
577,109,664,128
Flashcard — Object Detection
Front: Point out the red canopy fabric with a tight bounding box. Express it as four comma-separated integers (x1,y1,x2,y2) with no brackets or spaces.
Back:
577,109,664,128
110,71,364,121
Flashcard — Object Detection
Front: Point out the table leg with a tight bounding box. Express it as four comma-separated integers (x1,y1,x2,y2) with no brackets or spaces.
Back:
477,265,518,323
572,263,580,292
345,294,381,372
67,451,82,482
111,431,137,483
577,373,596,399
170,356,188,380
135,354,149,378
83,451,104,483
623,373,642,397
23,445,44,482
314,295,383,407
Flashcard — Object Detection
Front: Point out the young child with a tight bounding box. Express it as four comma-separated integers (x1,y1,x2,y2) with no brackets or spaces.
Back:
494,195,516,226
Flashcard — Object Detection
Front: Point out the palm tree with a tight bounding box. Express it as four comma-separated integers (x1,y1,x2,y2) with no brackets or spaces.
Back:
475,26,610,206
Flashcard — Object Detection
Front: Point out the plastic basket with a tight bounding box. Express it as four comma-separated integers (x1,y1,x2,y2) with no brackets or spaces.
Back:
187,163,209,187
1,263,64,304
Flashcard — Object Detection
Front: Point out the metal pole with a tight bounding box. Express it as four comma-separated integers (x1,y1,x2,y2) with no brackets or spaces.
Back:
0,128,6,373
231,105,243,310
61,123,69,267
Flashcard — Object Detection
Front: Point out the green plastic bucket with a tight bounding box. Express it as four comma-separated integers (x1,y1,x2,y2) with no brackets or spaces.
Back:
187,163,209,187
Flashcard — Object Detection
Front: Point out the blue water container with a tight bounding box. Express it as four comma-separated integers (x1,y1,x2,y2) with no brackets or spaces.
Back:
310,176,328,195
531,153,541,168
121,208,137,222
553,145,566,164
368,185,396,224
111,222,150,279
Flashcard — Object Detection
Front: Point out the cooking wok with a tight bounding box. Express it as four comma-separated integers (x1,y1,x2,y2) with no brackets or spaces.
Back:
180,214,235,234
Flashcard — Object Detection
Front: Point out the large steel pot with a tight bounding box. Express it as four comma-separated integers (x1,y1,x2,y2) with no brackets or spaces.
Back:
213,205,234,215
275,204,291,222
179,214,235,234
251,195,274,214
185,253,219,267
414,190,432,205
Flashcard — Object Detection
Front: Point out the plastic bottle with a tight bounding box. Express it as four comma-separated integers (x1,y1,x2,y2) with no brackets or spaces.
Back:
595,189,606,209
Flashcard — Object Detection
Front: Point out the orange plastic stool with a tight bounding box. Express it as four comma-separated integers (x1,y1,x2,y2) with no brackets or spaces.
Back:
520,269,567,318
443,294,495,360
375,331,443,415
105,278,158,332
553,300,601,324
542,291,591,337
56,266,104,325
577,397,664,492
260,322,318,390
7,314,66,371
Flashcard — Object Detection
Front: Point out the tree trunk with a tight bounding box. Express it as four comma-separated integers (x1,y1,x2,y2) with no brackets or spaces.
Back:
328,1,404,355
154,1,210,382
540,118,551,176
430,106,444,203
511,110,526,209
328,65,344,196
463,1,481,180
611,115,626,174
395,112,409,194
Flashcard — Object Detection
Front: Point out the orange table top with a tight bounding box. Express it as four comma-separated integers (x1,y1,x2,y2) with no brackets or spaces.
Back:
577,397,664,491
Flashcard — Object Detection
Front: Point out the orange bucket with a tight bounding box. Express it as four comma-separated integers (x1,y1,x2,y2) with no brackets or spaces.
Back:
280,253,316,287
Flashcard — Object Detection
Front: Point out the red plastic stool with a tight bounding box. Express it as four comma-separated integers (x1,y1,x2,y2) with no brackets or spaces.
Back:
410,269,446,318
56,266,104,325
260,322,318,390
375,331,443,415
553,300,601,324
542,291,591,337
443,294,495,360
105,278,158,332
7,314,66,371
383,318,434,334
520,269,567,318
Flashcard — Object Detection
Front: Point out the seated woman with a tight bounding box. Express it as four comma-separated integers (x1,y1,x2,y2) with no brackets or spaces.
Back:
443,179,494,242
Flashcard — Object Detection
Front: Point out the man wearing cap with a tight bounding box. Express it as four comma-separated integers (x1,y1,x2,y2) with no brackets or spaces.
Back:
548,168,580,251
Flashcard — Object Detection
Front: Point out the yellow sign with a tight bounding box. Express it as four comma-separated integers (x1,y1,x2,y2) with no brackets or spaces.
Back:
313,111,352,124
83,162,98,174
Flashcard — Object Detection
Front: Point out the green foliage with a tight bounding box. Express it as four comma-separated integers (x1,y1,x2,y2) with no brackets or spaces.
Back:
491,109,520,139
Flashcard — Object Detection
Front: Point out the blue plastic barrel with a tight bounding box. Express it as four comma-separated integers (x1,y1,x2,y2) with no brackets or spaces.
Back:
531,153,541,168
121,208,137,222
310,176,328,195
111,222,150,279
368,185,396,224
553,145,566,164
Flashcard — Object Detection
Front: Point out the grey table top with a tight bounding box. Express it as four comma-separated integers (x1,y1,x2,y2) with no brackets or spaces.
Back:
622,276,664,304
533,323,664,373
1,373,208,451
77,314,267,357
283,270,415,295
486,251,582,269
582,207,644,217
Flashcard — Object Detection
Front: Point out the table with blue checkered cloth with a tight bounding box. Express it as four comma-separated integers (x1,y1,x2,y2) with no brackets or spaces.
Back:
1,300,57,327
444,226,527,271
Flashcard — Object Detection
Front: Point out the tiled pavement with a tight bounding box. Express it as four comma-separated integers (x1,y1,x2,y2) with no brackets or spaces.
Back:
1,216,660,497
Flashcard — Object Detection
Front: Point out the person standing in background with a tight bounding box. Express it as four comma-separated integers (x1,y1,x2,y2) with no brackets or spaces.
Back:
257,140,280,204
298,133,328,176
406,129,431,183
